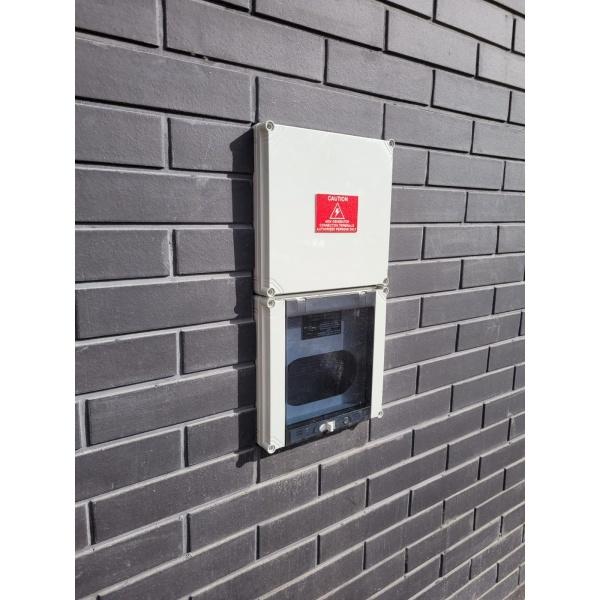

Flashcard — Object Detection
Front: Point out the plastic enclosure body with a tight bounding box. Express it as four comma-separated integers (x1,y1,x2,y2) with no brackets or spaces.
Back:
253,122,394,296
254,122,393,454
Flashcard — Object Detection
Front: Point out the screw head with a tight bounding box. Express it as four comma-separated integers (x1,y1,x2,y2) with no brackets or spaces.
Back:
388,139,395,148
267,299,276,308
265,121,275,131
267,287,276,297
267,444,276,454
382,286,389,296
378,410,384,419
383,277,389,285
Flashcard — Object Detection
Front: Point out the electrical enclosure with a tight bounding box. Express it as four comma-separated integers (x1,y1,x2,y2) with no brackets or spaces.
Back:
254,122,393,453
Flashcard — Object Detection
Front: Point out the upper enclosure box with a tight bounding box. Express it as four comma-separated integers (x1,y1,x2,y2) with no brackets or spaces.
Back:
253,122,394,296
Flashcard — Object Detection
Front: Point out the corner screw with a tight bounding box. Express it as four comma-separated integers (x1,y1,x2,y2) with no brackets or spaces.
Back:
388,139,395,148
382,286,389,296
267,287,276,297
265,121,275,131
383,277,389,286
267,444,276,454
267,299,276,308
378,410,384,419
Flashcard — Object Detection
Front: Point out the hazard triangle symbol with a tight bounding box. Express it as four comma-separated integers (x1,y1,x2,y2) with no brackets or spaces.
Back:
329,202,345,220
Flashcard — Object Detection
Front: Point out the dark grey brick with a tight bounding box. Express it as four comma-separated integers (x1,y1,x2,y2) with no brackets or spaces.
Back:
428,151,504,189
92,450,255,542
448,420,509,468
480,437,524,478
76,104,164,167
393,146,428,185
457,312,521,351
410,460,478,514
376,556,442,600
466,192,525,222
471,526,522,577
479,44,525,88
481,569,520,600
452,367,514,411
76,169,252,224
321,432,412,493
166,0,323,80
325,549,407,600
258,420,368,481
319,493,409,562
514,18,525,53
510,92,525,125
383,365,418,403
262,547,364,600
368,447,447,505
255,0,385,48
494,284,525,314
174,228,253,274
87,366,254,444
488,338,525,370
76,38,251,120
463,255,524,288
443,520,501,573
76,332,177,394
445,472,504,522
76,430,182,501
259,482,365,556
192,540,316,600
510,412,525,439
75,404,82,450
434,71,510,120
504,161,525,191
413,405,482,455
422,289,494,327
498,225,525,253
388,9,477,74
411,562,470,600
365,504,442,568
386,298,420,334
485,390,525,426
407,512,472,571
328,40,431,104
424,226,497,258
76,520,183,598
385,325,457,370
169,118,252,172
475,482,525,528
391,188,466,223
385,103,472,151
388,260,461,298
75,504,89,551
76,0,159,45
473,122,525,159
514,363,525,388
389,226,423,261
436,0,513,48
102,531,255,600
505,460,525,488
189,469,317,549
76,229,170,282
257,76,382,138
371,388,451,440
182,321,255,373
445,565,497,598
186,409,255,465
76,275,251,338
502,503,525,533
418,348,489,393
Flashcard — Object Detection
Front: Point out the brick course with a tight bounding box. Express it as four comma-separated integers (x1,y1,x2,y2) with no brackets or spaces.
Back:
75,0,525,597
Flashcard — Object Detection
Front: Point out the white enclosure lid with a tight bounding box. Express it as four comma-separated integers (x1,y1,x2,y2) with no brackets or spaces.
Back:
254,122,393,296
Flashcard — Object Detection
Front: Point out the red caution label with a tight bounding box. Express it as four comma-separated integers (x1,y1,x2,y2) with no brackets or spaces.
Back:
315,194,358,233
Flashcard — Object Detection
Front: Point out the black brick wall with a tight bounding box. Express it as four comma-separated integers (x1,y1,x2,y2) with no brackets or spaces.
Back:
75,0,525,598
